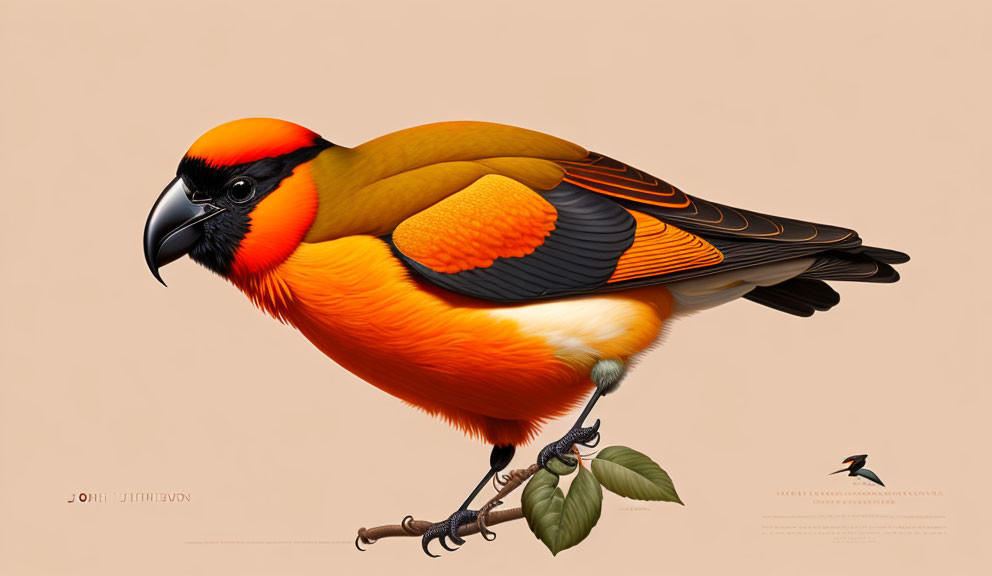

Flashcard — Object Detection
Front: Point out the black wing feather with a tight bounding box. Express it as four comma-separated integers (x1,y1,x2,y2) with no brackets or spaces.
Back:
563,152,908,279
391,152,907,309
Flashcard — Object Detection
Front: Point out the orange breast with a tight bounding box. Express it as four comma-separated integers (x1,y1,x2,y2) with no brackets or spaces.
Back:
233,235,671,446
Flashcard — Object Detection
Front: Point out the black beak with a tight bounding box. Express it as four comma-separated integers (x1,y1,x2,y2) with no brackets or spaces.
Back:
143,177,225,286
830,458,855,475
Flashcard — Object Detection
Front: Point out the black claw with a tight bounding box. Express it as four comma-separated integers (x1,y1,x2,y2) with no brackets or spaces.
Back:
439,534,457,551
421,521,448,557
422,536,440,558
579,432,601,448
447,522,465,546
420,509,480,557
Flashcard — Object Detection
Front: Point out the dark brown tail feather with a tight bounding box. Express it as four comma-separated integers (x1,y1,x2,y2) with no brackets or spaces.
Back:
860,246,910,265
743,278,840,317
743,246,908,317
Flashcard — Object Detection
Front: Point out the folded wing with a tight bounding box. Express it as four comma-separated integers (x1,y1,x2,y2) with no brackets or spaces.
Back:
370,125,907,311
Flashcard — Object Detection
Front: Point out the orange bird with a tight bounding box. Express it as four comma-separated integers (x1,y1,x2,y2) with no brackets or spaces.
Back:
143,118,907,554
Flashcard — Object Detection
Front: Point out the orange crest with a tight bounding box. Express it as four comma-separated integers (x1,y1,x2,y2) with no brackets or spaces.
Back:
185,118,321,166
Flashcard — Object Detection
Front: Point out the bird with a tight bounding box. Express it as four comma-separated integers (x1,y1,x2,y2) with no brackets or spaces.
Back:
143,118,908,555
830,454,885,486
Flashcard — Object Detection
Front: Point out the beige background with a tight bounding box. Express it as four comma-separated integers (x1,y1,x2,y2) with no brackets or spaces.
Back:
1,0,989,574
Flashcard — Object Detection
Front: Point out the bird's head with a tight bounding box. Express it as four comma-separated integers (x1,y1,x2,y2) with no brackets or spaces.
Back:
143,118,333,285
830,454,868,474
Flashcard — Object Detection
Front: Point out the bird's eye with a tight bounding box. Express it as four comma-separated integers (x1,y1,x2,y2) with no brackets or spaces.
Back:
225,177,256,204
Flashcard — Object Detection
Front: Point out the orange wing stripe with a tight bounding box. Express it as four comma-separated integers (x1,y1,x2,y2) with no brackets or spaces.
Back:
560,152,692,209
563,166,663,188
562,178,692,208
608,209,723,283
564,173,678,197
392,175,558,274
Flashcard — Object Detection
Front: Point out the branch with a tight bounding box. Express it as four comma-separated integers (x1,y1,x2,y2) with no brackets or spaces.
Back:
356,464,539,550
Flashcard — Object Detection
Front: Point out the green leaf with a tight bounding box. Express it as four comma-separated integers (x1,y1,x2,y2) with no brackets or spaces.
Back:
522,466,603,555
522,468,564,547
555,465,603,553
546,457,578,476
591,446,683,504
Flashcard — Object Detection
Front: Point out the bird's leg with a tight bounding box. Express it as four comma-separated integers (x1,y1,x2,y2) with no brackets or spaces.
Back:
537,359,624,473
421,444,515,557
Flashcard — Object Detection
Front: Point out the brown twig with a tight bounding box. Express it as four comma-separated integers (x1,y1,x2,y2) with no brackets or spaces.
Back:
356,464,539,550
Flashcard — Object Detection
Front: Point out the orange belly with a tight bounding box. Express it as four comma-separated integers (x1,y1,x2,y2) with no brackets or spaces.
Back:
232,236,674,446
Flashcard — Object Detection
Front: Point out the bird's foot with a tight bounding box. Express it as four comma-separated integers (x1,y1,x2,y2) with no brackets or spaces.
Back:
421,508,480,557
537,418,601,473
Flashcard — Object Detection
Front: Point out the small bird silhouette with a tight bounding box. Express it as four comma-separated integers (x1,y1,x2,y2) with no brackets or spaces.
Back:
830,454,884,486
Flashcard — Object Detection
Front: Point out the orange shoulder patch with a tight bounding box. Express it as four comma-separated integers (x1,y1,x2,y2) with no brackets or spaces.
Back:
186,118,320,166
608,209,723,283
392,175,558,274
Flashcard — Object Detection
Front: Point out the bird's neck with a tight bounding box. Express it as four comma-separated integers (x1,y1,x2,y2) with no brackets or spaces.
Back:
227,235,415,328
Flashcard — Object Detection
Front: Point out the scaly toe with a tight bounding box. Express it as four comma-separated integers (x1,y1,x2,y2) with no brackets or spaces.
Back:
447,509,479,545
421,520,452,557
538,419,604,473
421,509,481,556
